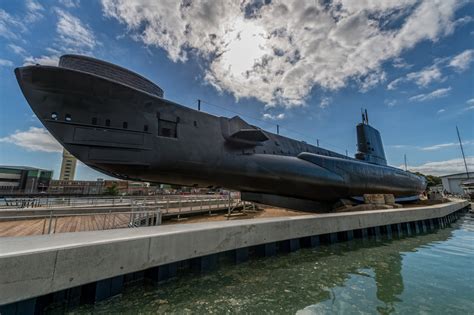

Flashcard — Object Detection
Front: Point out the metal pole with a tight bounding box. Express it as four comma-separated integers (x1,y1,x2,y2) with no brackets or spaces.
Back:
317,139,319,147
227,193,231,220
198,99,201,111
404,154,408,171
47,211,53,234
53,216,58,234
456,126,470,179
42,217,47,234
277,124,279,135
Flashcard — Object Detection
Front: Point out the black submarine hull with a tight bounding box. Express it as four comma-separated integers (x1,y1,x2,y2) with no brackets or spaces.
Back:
14,55,426,209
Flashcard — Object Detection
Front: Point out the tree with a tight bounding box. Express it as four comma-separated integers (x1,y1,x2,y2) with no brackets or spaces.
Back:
412,172,441,187
104,183,119,196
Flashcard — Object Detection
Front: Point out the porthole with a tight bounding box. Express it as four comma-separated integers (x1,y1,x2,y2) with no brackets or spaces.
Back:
123,122,128,129
105,119,110,127
65,114,71,122
51,112,58,120
144,125,148,132
194,121,198,127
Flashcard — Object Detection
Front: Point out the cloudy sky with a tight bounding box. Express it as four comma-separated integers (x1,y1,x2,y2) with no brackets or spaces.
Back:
0,0,473,179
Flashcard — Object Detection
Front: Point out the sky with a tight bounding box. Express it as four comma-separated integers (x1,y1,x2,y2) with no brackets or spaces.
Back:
0,0,473,180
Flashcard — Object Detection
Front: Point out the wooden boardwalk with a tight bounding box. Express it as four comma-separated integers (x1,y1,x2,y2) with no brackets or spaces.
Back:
0,202,247,238
0,214,132,237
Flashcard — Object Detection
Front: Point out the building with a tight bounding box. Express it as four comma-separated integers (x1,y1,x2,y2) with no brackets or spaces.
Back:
59,149,77,181
0,166,53,194
440,172,474,195
48,179,105,195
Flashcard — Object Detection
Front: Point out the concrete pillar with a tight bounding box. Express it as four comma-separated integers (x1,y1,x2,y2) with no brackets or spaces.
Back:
361,228,369,240
191,254,218,273
91,275,124,302
124,270,145,285
289,239,300,252
406,222,412,236
56,287,81,308
232,247,249,264
346,230,354,241
329,233,338,244
146,263,177,284
439,217,445,228
414,222,420,234
374,226,381,241
256,242,277,257
304,235,320,247
396,223,402,237
421,220,427,233
429,219,435,230
386,225,392,239
0,298,36,315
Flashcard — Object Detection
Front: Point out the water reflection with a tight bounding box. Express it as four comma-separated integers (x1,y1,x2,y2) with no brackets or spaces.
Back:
68,214,473,314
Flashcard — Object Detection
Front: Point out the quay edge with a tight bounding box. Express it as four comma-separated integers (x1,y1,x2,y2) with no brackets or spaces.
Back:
0,200,470,313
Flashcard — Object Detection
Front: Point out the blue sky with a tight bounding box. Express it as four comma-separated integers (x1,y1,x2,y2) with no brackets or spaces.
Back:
0,0,473,179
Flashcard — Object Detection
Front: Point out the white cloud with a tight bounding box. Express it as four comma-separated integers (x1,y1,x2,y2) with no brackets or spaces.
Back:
22,9,97,66
409,87,451,102
405,65,444,87
390,140,472,151
449,49,474,71
0,58,13,67
263,113,285,120
387,49,474,90
58,0,81,8
8,44,27,56
387,77,404,90
0,9,26,40
55,8,97,50
101,0,465,107
467,98,474,105
23,55,60,66
319,97,332,109
420,141,470,151
0,127,63,153
385,99,397,107
25,0,44,23
392,57,412,69
405,157,474,176
437,108,445,114
359,71,387,92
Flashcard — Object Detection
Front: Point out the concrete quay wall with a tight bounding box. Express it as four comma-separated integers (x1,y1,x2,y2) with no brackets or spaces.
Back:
0,200,469,311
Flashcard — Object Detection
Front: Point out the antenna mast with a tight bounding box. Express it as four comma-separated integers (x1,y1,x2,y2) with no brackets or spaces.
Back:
404,154,407,171
456,126,470,179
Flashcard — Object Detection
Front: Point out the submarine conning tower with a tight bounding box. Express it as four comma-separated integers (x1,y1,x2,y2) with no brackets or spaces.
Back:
355,110,387,166
58,54,164,98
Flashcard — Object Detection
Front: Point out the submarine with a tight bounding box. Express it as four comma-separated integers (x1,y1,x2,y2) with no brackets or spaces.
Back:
14,55,426,210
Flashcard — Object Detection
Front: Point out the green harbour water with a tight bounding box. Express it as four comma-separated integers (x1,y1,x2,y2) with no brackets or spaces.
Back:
67,211,474,314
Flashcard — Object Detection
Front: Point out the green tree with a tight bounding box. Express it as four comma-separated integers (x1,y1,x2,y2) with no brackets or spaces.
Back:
104,183,119,196
412,172,441,187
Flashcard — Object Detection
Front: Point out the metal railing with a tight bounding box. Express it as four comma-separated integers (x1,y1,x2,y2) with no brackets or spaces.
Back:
0,194,236,209
0,209,162,235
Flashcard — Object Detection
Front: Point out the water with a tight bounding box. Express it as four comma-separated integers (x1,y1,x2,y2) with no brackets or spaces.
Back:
66,212,474,314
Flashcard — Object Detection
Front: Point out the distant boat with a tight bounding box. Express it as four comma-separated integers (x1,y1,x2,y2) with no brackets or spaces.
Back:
14,54,426,210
